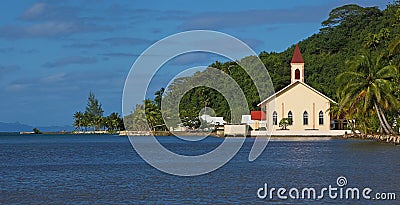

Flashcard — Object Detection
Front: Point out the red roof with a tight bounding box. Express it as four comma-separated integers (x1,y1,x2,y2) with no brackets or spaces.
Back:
291,44,304,63
251,111,266,120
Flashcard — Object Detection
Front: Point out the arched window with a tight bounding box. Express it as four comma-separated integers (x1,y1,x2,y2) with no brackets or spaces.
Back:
295,69,300,80
303,111,308,125
288,111,293,125
273,111,277,125
319,111,324,125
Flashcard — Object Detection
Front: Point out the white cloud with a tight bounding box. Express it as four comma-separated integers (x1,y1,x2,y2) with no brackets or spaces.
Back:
20,2,47,20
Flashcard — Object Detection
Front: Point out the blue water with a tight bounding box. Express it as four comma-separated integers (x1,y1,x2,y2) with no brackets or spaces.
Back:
0,133,398,204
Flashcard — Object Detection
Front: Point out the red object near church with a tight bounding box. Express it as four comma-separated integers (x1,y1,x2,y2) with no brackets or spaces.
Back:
251,111,266,120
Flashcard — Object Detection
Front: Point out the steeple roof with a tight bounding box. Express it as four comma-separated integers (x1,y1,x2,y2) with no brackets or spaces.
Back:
291,44,304,63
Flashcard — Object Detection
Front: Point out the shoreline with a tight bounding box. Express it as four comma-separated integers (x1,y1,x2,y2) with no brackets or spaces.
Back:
344,133,400,145
12,131,400,145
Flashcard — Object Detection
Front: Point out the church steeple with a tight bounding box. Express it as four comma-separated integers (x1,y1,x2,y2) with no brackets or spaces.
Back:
290,44,305,83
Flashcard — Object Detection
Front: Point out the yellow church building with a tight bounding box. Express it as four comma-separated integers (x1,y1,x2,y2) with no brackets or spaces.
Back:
258,45,336,132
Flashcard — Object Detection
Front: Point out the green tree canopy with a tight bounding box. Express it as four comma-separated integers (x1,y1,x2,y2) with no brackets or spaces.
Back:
86,91,104,118
337,50,398,134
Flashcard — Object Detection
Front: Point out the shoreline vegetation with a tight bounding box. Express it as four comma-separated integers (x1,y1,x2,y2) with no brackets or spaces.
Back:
72,91,125,134
122,3,400,145
16,131,399,146
47,3,400,146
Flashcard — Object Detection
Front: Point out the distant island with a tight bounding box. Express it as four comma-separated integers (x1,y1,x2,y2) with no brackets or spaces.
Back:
0,121,73,133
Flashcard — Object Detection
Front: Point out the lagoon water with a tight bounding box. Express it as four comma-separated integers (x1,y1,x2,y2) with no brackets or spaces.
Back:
0,133,398,204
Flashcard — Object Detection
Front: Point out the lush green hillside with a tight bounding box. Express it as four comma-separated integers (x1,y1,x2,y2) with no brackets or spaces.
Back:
127,2,400,130
175,3,399,119
283,3,400,98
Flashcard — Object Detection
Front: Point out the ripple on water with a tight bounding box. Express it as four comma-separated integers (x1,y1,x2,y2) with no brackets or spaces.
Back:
0,134,398,204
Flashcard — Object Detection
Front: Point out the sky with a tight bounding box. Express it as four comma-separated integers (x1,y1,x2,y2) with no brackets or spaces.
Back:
0,0,389,127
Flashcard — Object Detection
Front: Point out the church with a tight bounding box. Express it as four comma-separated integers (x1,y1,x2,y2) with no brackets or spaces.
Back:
257,45,336,131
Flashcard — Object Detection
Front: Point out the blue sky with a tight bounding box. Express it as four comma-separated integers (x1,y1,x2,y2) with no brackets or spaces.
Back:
0,0,388,126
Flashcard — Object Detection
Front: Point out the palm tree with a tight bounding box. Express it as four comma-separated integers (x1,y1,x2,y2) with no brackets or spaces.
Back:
144,99,160,131
364,29,390,50
83,111,92,132
364,33,381,49
337,50,398,134
106,112,121,131
73,111,84,131
92,115,103,131
154,88,165,108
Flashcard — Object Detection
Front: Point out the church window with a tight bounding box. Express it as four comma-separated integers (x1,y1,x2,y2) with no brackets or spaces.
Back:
319,111,324,125
273,111,277,125
303,111,308,125
288,111,293,125
295,69,300,80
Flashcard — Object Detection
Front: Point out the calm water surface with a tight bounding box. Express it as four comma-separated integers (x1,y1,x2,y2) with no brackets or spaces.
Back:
0,133,398,204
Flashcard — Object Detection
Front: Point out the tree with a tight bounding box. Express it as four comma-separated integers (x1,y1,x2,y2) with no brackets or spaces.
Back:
125,104,149,131
73,111,84,131
86,91,103,116
144,99,164,131
180,109,201,130
337,50,398,134
33,128,42,134
127,4,400,132
73,91,125,133
388,39,400,133
154,88,165,108
105,112,123,132
322,4,370,28
389,38,400,57
83,111,93,131
92,115,103,131
364,28,390,49
279,118,292,130
329,91,359,132
322,5,351,26
85,91,104,131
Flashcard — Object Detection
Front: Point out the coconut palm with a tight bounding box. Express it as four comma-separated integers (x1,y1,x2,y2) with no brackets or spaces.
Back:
329,90,360,132
337,50,398,134
144,99,162,131
73,111,84,131
83,111,92,131
106,112,121,131
154,88,165,108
